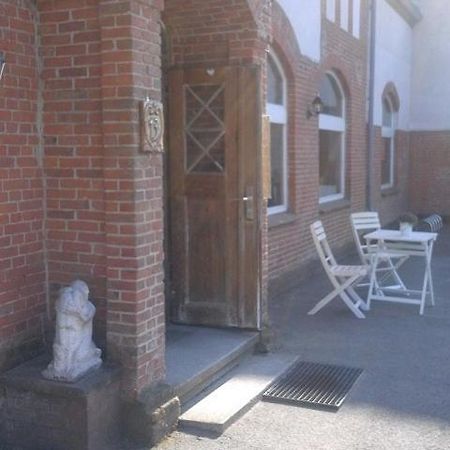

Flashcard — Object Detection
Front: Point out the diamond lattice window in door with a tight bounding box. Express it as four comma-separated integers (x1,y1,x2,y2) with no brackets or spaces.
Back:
184,84,225,173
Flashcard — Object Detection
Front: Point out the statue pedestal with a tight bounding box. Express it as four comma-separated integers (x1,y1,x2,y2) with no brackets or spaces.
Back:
0,355,121,450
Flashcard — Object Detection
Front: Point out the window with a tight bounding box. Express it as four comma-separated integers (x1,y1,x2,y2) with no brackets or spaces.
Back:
381,95,395,188
319,73,346,203
267,52,288,214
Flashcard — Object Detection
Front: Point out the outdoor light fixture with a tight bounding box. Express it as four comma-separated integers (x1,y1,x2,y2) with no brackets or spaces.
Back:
0,53,5,82
306,93,323,118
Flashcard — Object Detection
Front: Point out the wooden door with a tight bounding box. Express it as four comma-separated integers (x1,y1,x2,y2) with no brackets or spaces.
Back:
168,66,261,329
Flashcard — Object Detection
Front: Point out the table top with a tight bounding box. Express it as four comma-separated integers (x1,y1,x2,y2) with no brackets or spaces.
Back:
364,229,437,243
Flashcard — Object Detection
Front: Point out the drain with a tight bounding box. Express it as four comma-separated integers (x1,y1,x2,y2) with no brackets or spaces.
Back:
262,361,363,411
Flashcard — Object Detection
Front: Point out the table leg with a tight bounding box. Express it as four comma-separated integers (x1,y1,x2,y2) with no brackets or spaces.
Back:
367,252,380,311
426,242,435,306
420,261,429,315
428,267,435,306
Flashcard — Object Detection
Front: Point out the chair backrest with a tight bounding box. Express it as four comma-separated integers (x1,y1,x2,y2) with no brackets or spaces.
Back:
310,221,337,277
350,212,381,264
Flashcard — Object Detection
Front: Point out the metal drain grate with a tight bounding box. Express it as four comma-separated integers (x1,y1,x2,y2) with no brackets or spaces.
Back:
262,361,363,411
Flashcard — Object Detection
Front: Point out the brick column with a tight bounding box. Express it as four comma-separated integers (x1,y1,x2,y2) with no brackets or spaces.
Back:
99,0,165,400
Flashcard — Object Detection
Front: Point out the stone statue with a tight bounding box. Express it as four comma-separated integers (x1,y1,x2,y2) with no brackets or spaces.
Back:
43,280,102,382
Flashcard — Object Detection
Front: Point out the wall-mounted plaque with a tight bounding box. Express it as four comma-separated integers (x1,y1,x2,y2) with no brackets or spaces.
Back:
141,98,164,153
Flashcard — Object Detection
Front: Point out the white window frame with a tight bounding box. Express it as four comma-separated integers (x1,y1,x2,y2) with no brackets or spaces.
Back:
326,0,336,22
267,51,288,215
319,72,346,204
381,96,395,189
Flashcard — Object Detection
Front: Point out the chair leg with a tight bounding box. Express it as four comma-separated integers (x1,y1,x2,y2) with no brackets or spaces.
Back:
339,289,366,319
308,276,362,317
367,253,380,310
420,268,429,315
376,259,405,291
308,288,341,315
346,284,369,311
389,257,407,290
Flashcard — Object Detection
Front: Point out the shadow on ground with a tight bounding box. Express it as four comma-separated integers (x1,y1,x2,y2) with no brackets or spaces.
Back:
155,226,450,450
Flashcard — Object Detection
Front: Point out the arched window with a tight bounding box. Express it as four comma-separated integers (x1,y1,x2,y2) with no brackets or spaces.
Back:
319,72,346,202
267,51,288,214
381,94,396,188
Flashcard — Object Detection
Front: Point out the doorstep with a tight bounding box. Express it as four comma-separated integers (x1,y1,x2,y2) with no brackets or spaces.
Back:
165,324,259,405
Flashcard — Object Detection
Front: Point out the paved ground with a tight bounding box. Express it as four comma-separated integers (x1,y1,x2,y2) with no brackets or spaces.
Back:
156,227,450,450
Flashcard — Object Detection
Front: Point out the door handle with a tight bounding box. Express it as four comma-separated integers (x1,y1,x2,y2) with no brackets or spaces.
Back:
243,188,254,221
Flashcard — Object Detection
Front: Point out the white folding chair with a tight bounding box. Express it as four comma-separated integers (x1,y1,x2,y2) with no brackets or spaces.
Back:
308,221,369,319
350,212,408,291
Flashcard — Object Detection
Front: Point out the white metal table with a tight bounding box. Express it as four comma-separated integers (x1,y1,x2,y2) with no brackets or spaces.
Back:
364,229,437,315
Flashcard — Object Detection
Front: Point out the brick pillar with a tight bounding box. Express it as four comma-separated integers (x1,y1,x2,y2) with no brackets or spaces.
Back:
99,2,179,444
99,0,165,399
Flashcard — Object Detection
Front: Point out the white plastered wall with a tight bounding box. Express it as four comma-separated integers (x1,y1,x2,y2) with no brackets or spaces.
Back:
410,0,450,131
373,0,413,130
275,0,321,62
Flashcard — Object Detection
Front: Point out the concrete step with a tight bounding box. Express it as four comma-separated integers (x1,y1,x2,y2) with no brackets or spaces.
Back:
165,325,259,405
179,353,295,435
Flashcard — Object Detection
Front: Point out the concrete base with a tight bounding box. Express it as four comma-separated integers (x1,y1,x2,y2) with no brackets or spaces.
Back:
123,382,181,447
0,355,121,450
179,353,295,435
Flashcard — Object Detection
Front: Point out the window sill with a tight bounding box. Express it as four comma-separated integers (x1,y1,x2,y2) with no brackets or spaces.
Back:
268,212,297,229
381,186,400,197
319,198,351,214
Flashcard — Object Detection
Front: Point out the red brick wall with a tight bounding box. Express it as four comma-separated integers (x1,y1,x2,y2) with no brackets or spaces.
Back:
99,0,165,398
2,0,269,398
410,130,450,215
320,8,369,229
268,1,319,279
0,0,46,371
38,0,107,344
268,1,369,280
0,0,169,424
375,128,410,224
163,0,268,66
39,0,166,398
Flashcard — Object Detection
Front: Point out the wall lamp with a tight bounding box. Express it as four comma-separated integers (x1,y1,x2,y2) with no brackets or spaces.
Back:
306,93,323,119
0,53,5,82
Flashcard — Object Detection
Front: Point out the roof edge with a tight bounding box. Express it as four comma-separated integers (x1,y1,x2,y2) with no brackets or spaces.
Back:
385,0,423,27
